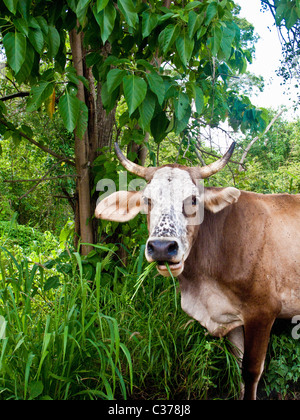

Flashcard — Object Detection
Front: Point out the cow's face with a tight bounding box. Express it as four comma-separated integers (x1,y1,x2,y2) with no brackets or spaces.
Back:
142,166,202,277
95,143,240,277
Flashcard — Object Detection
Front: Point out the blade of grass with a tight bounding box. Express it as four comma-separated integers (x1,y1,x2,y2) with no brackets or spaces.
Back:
131,262,157,301
24,352,35,400
120,342,133,394
137,245,146,276
165,263,178,310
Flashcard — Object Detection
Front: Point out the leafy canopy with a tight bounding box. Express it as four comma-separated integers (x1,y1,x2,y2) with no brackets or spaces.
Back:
0,0,267,147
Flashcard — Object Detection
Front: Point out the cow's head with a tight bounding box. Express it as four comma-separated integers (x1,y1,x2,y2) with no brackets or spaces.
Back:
95,143,240,277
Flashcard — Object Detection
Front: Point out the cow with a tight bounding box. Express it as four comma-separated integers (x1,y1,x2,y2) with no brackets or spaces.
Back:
95,142,300,400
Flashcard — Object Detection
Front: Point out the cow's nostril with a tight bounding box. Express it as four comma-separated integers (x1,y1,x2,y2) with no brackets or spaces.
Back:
147,240,179,261
147,242,155,255
167,241,179,256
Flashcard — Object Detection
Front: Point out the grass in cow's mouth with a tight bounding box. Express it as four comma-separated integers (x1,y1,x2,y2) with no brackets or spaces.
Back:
165,262,178,309
132,262,178,309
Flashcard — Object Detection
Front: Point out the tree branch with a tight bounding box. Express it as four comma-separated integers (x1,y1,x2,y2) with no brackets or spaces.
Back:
195,143,243,167
61,186,76,212
0,117,75,167
0,92,29,101
18,161,76,200
4,174,78,183
238,109,285,172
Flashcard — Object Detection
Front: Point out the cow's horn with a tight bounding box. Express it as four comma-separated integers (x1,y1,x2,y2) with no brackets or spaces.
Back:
114,143,154,180
197,142,236,179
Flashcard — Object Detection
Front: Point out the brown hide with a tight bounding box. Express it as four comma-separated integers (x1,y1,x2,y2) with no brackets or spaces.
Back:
183,189,300,316
179,189,300,399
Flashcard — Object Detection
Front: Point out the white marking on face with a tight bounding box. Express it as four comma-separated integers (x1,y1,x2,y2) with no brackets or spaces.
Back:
143,167,203,264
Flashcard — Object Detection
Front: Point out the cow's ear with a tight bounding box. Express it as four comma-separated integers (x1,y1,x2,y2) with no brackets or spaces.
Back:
204,187,241,213
95,190,143,222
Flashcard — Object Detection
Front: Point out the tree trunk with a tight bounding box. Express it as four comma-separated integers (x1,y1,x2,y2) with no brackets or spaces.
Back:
69,28,93,255
90,84,116,243
69,29,117,252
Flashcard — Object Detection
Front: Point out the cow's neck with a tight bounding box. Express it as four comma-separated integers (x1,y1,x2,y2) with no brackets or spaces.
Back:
183,207,231,279
178,206,244,337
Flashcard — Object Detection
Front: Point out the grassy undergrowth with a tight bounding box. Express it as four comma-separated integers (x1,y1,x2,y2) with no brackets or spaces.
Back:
0,239,243,400
0,247,133,400
1,223,299,400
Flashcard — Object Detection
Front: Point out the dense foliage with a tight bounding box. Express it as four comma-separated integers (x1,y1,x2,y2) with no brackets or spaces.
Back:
0,0,270,255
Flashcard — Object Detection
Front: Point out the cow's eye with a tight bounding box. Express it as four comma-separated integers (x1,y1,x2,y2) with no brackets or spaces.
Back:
143,197,151,207
183,195,198,217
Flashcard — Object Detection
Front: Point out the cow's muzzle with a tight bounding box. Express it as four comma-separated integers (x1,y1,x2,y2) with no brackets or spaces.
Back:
146,239,184,277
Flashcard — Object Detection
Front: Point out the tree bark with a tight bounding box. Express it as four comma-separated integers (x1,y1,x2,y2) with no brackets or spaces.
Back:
69,30,117,251
69,28,94,255
90,84,116,243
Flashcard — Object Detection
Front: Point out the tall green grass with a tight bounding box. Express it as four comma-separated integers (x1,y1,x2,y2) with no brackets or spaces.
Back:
0,241,243,400
0,247,132,400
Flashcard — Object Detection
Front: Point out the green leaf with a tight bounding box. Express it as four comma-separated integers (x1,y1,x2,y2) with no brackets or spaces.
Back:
47,26,60,58
220,25,235,59
175,105,191,135
58,93,81,132
20,124,33,137
97,0,109,12
208,25,222,56
26,81,55,112
18,0,30,19
14,18,29,36
188,11,204,39
142,10,159,38
150,112,169,144
285,6,298,29
123,75,147,116
28,27,44,54
101,81,120,112
184,1,202,11
107,69,126,93
176,33,194,67
28,16,40,29
36,16,49,36
117,0,138,28
29,381,44,400
136,59,155,72
3,31,26,73
76,0,90,26
276,2,294,25
175,91,190,120
15,42,34,83
94,2,116,43
146,72,165,106
44,276,61,292
3,0,18,14
205,2,218,25
158,24,180,54
76,101,88,140
76,0,90,13
138,91,156,131
0,101,7,116
195,85,204,115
